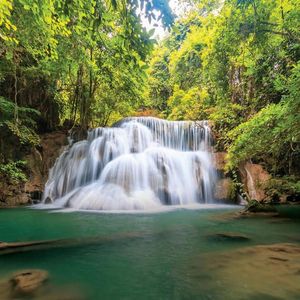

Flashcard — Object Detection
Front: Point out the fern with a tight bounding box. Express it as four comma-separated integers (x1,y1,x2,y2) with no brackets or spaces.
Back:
0,97,40,146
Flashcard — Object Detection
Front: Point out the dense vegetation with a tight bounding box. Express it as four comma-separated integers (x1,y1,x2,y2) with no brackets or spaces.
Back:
0,0,173,180
146,0,300,181
0,0,299,195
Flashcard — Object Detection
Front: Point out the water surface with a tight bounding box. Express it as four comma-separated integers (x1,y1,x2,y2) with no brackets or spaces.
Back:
0,206,299,299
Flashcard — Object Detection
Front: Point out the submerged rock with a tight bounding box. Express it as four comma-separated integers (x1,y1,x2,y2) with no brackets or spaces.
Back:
0,269,86,300
207,232,250,242
10,269,48,295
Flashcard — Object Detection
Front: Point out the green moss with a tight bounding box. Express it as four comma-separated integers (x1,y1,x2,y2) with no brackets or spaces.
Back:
245,200,277,213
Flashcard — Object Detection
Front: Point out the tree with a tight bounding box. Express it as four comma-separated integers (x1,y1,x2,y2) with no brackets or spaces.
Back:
146,0,300,175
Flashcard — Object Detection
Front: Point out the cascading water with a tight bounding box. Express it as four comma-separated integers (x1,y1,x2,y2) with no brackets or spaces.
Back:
42,117,216,210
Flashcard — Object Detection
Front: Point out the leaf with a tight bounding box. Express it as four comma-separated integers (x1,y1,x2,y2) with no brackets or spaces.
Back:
111,0,117,9
148,28,155,36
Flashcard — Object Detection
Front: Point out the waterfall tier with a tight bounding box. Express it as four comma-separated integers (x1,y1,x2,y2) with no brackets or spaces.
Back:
43,117,216,210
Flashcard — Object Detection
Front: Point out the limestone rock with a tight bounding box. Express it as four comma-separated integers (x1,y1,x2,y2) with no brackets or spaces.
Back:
10,269,48,295
25,131,68,199
214,178,235,202
213,152,227,171
239,162,271,201
0,130,68,206
0,182,30,207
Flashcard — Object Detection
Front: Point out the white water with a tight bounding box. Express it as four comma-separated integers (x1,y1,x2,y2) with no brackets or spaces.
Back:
43,117,216,211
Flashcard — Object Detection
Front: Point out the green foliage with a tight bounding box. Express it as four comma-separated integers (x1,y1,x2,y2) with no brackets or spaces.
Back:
265,176,300,201
0,160,27,184
0,97,40,146
169,24,203,90
0,0,175,130
230,169,247,201
1,0,299,184
168,86,209,121
227,103,283,168
0,0,175,173
227,62,300,171
209,104,246,149
146,0,300,177
146,46,172,113
0,0,16,42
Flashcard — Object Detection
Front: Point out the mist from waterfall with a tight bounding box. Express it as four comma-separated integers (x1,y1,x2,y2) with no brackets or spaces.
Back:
43,117,216,210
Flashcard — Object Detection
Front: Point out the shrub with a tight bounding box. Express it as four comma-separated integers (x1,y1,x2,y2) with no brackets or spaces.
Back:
0,160,27,184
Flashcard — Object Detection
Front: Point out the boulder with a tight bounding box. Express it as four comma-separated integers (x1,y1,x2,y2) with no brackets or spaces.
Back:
10,269,48,295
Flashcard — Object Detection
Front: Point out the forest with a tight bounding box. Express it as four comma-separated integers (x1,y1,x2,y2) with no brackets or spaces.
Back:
146,0,300,191
0,0,299,198
1,1,300,299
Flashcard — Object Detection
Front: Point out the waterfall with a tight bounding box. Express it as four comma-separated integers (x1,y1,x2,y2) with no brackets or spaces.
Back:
43,117,216,210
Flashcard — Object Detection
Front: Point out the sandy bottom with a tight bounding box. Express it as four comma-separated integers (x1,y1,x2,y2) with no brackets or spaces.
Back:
185,243,300,299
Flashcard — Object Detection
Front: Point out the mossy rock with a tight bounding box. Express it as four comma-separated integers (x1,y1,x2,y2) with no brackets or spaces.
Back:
245,200,277,213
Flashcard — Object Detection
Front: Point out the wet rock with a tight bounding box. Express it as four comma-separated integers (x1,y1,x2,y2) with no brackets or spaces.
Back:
214,178,236,202
10,269,48,295
207,232,250,242
0,269,86,300
30,190,43,202
25,131,68,195
24,148,44,198
212,152,239,203
44,196,52,204
239,162,271,202
287,193,300,203
213,152,227,172
69,126,88,143
0,182,31,207
0,130,68,207
244,199,277,213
